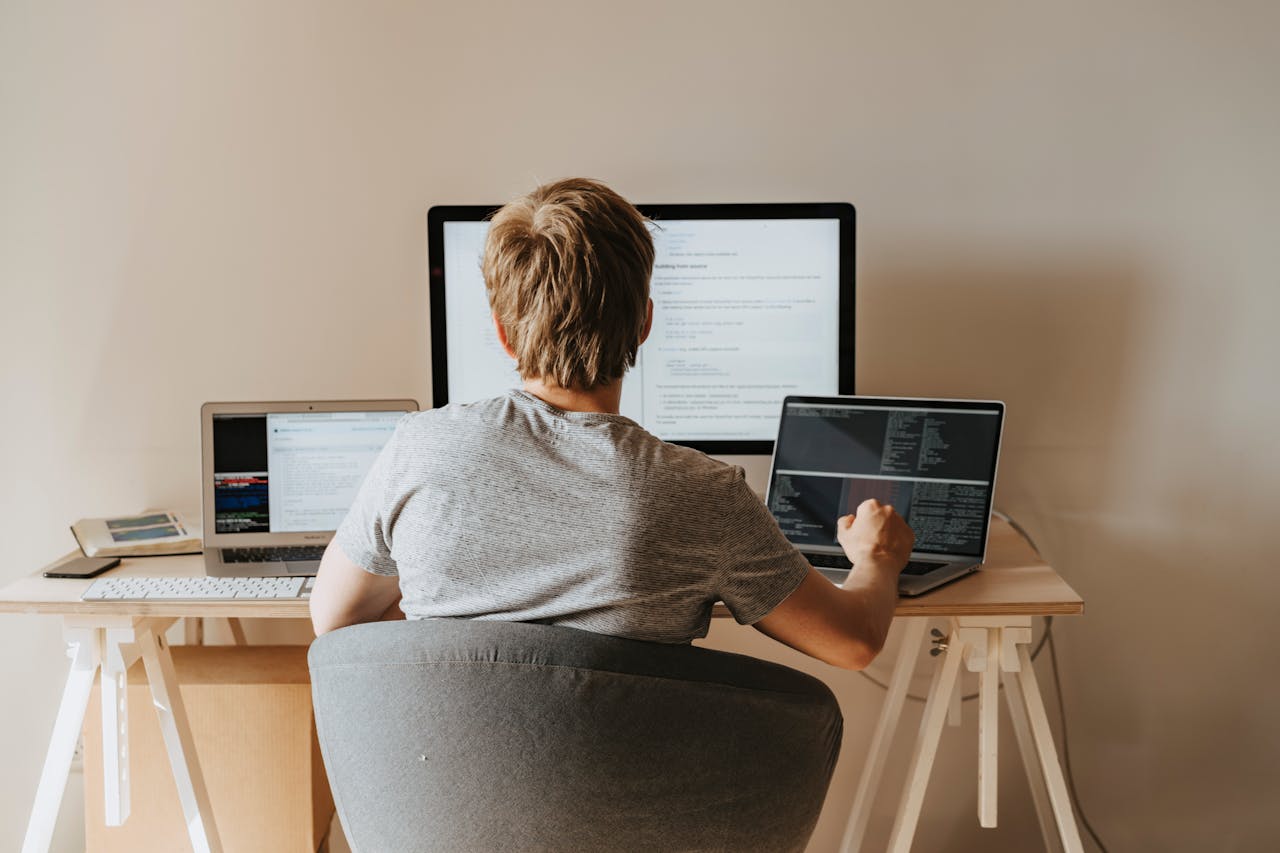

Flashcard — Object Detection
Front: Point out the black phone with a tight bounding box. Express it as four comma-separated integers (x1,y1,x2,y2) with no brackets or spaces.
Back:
44,556,121,579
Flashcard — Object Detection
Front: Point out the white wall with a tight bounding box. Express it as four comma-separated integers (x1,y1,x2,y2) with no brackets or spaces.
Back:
2,2,1277,850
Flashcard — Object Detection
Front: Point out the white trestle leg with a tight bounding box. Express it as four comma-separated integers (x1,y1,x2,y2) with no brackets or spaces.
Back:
885,628,968,853
1003,656,1063,853
976,626,1001,826
839,617,929,852
136,620,224,853
23,627,101,853
835,611,1085,853
1009,643,1085,853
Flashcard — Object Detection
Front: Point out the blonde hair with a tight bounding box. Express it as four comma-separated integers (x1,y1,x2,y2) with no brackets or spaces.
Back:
482,178,654,390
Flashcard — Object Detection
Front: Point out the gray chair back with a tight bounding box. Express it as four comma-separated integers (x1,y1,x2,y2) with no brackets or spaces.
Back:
309,619,842,853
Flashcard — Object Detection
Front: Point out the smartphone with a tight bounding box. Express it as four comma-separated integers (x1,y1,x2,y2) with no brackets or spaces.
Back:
44,556,121,579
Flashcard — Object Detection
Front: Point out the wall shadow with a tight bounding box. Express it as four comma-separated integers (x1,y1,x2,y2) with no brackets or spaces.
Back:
858,250,1146,533
857,250,1279,850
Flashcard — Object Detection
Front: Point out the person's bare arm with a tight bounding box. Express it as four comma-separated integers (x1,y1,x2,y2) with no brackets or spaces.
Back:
754,499,913,670
309,540,404,636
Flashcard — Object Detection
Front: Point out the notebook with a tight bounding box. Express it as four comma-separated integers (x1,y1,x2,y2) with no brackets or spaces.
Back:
766,395,1004,596
200,400,417,577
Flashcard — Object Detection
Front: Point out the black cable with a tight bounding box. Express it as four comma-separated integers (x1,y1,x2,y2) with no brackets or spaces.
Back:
1047,622,1110,853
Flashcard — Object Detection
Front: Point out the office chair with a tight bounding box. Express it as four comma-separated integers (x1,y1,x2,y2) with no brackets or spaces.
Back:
309,618,843,853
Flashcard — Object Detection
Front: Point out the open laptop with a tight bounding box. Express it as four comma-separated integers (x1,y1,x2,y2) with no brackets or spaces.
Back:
200,400,418,577
766,395,1005,596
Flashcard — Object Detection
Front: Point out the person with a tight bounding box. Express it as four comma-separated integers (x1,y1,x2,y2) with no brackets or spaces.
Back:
309,178,913,669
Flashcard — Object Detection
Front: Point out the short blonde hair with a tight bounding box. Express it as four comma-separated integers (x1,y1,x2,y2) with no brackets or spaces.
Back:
483,178,654,390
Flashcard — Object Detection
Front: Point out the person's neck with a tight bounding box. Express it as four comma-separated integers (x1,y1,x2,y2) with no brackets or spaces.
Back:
521,377,623,414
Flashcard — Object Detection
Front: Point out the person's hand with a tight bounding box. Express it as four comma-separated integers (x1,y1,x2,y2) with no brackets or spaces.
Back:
836,499,915,573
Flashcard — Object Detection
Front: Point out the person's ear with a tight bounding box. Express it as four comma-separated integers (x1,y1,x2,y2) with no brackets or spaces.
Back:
639,298,654,345
493,312,518,360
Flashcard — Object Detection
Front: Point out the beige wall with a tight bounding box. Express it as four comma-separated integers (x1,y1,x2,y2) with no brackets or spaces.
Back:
3,2,1277,850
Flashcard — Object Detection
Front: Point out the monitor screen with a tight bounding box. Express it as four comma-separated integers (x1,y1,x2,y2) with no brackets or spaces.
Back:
428,203,855,454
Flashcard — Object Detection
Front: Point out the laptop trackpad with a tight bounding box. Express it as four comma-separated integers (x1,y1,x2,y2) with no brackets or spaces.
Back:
285,562,320,575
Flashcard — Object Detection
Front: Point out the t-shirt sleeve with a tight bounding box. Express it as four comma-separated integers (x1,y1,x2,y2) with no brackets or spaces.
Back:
715,467,811,625
331,426,400,577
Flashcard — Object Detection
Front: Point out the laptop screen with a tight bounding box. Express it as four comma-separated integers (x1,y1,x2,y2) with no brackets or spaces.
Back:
767,398,1004,558
211,411,404,535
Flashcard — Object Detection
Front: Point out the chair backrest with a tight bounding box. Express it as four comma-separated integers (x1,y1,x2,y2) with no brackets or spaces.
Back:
309,619,843,853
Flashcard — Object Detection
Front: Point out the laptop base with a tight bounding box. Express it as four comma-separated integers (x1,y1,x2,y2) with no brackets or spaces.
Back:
204,551,319,578
812,561,980,597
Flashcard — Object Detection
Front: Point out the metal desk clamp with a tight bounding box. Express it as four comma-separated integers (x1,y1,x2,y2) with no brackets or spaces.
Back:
929,627,949,656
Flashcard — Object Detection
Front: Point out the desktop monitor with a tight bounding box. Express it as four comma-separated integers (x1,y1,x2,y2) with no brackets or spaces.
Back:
427,202,855,455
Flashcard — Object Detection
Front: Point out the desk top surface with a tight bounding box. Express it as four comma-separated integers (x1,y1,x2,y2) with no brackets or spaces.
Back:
0,518,1082,621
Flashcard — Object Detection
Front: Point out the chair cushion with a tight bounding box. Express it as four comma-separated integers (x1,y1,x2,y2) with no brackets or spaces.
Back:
310,618,842,853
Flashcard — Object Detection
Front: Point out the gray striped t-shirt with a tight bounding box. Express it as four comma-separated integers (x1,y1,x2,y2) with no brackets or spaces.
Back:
333,389,810,644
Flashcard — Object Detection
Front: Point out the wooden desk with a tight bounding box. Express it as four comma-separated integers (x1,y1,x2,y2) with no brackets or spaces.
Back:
0,554,297,853
0,552,306,620
1,518,1083,853
0,519,1080,621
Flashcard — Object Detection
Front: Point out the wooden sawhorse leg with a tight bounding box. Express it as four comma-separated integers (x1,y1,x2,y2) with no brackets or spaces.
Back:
840,617,929,852
884,624,971,852
225,617,247,645
22,617,224,853
1003,641,1084,852
135,620,223,853
840,615,1085,853
22,627,99,853
184,617,247,646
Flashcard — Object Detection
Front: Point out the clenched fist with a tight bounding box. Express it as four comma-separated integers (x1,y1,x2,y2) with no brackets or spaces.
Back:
836,499,915,572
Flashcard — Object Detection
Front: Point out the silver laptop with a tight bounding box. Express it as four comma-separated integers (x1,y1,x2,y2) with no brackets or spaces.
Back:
200,400,418,577
766,395,1005,596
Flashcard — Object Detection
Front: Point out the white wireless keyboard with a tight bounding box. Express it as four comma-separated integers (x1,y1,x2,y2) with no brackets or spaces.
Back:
83,576,314,601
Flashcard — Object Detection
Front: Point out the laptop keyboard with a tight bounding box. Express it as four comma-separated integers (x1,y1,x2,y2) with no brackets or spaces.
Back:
807,553,853,570
806,553,947,576
901,560,948,576
222,546,327,564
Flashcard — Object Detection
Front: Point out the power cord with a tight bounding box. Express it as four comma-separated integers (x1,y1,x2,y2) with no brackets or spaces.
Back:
856,508,1111,853
1046,613,1110,853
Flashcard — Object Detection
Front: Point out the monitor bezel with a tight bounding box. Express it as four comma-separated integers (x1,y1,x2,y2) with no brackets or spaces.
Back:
427,202,856,455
